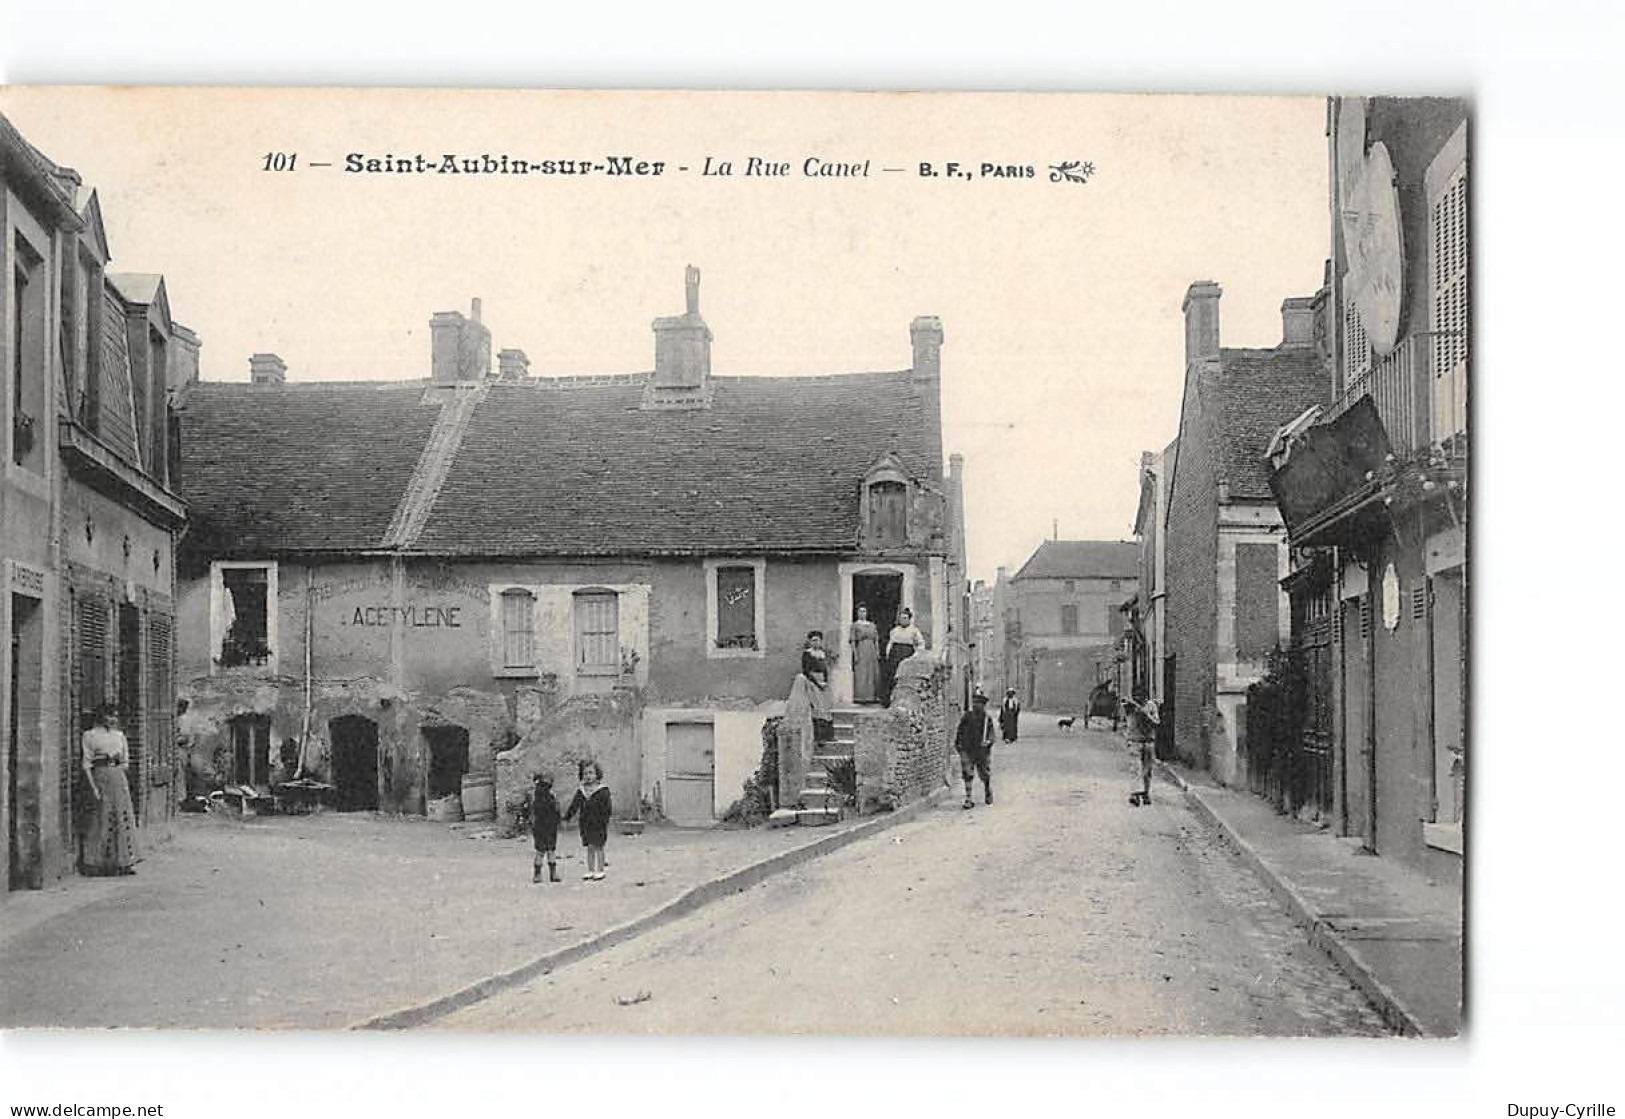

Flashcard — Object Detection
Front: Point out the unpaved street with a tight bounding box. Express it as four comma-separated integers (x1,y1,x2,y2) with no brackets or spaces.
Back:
442,722,1391,1035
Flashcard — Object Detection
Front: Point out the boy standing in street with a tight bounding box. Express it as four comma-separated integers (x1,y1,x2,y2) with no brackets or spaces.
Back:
1123,692,1160,806
955,690,997,809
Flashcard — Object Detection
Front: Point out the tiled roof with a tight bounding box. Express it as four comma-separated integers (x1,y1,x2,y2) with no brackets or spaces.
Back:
176,381,445,560
1013,540,1140,581
415,371,942,555
1216,347,1329,499
176,369,944,561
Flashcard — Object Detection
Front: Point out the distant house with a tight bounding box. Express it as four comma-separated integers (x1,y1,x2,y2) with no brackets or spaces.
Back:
1162,282,1327,787
173,270,966,828
1001,539,1139,712
2,113,191,896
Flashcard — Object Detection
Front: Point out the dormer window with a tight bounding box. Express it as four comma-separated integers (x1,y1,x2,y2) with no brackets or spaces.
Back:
861,454,913,550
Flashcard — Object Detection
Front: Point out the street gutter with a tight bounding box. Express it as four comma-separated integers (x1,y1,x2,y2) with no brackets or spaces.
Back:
1156,760,1433,1038
355,786,952,1029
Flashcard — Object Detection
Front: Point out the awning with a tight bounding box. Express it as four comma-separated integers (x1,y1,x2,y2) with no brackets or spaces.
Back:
1267,396,1391,542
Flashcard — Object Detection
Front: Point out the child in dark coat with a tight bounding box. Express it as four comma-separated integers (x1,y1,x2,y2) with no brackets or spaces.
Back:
530,773,561,883
563,760,612,881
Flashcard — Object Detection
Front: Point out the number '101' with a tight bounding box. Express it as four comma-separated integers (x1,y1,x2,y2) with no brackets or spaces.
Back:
262,152,298,171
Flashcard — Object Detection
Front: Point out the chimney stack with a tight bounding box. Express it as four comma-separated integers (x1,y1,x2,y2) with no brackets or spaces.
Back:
249,352,286,386
497,348,530,381
1280,296,1317,347
169,323,201,396
1182,281,1222,368
910,315,943,380
645,266,713,409
430,299,493,385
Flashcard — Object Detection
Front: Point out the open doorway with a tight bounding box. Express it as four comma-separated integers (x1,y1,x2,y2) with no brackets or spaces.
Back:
423,725,470,800
328,714,379,812
9,595,44,891
852,572,904,643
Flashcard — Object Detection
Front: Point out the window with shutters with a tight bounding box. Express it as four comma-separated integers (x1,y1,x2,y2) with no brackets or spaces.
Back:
146,613,176,813
211,561,277,671
574,590,620,675
706,558,766,658
499,588,535,669
869,481,908,547
1235,543,1282,660
1343,300,1372,392
70,593,111,838
228,714,272,788
1060,604,1079,635
1427,122,1469,443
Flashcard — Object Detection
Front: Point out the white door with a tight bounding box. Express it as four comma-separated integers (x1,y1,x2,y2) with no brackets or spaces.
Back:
664,723,715,827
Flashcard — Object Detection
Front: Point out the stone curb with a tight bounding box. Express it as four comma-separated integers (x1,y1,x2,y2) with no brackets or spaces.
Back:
1155,760,1433,1038
354,786,952,1030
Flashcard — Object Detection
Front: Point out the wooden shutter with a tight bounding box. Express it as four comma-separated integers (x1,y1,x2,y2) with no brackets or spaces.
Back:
69,592,111,838
1343,301,1371,391
870,481,908,547
500,589,534,667
575,591,619,670
1428,124,1469,442
146,612,175,814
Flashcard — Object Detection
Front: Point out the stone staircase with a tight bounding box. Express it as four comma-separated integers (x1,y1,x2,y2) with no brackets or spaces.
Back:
771,707,860,827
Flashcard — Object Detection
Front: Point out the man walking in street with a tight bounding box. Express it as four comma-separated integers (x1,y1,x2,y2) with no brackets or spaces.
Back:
955,689,997,809
1123,691,1160,806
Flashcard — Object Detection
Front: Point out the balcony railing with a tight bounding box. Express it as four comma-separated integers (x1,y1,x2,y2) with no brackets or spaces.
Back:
1323,330,1467,457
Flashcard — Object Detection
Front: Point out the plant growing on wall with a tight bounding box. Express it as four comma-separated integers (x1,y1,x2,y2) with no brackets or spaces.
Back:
822,758,858,808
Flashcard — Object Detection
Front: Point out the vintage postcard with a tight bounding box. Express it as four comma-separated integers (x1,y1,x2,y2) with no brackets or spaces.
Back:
0,88,1466,1036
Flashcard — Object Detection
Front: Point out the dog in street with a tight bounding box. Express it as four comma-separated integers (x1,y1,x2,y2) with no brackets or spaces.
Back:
1057,716,1076,731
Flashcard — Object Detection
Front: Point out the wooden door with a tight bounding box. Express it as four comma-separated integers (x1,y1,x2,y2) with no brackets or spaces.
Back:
664,723,715,827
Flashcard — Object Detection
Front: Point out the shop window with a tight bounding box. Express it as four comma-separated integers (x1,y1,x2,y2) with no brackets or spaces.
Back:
499,588,535,668
212,562,277,670
574,590,620,674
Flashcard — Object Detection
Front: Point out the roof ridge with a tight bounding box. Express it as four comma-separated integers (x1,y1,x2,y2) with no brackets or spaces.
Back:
381,386,484,549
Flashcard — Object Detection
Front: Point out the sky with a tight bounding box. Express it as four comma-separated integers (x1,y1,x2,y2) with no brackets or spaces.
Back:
0,88,1329,582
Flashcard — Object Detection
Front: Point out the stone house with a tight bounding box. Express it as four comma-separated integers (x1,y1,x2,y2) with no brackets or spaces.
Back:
1266,97,1467,883
173,270,966,829
2,113,191,897
1001,540,1138,712
1162,281,1328,787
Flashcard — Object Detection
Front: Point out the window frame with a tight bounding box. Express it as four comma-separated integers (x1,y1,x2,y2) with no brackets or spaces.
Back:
704,557,766,659
209,560,278,674
1060,603,1079,636
497,587,537,671
573,588,621,676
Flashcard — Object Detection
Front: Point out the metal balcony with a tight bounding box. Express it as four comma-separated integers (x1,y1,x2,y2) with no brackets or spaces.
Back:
1323,331,1467,457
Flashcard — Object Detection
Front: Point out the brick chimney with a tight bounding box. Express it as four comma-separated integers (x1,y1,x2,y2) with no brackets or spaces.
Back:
1281,296,1317,348
1182,281,1222,368
497,348,530,381
910,315,943,380
430,298,492,385
168,323,201,396
249,352,286,386
651,265,712,391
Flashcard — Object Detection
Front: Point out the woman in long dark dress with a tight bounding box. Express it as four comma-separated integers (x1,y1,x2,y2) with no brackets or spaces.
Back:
881,608,926,707
802,630,834,743
564,760,613,881
999,688,1022,744
80,705,138,876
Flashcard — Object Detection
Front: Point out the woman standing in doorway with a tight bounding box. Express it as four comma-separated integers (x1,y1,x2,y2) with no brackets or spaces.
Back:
81,705,138,877
882,607,927,707
850,605,881,705
802,630,835,743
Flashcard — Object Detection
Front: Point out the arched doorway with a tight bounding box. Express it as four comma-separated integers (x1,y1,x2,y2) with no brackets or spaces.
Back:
328,714,379,812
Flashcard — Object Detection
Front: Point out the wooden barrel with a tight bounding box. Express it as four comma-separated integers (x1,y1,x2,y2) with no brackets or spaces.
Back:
460,774,496,821
427,793,463,823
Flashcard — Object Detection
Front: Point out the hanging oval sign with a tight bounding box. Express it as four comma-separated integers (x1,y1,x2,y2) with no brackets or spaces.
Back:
1348,141,1405,358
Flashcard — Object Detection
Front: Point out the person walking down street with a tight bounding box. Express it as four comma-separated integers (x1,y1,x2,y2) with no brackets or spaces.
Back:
802,630,835,744
882,607,927,707
998,688,1021,744
530,773,561,883
1123,692,1161,807
564,761,613,880
954,690,997,809
849,605,881,705
80,705,138,877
